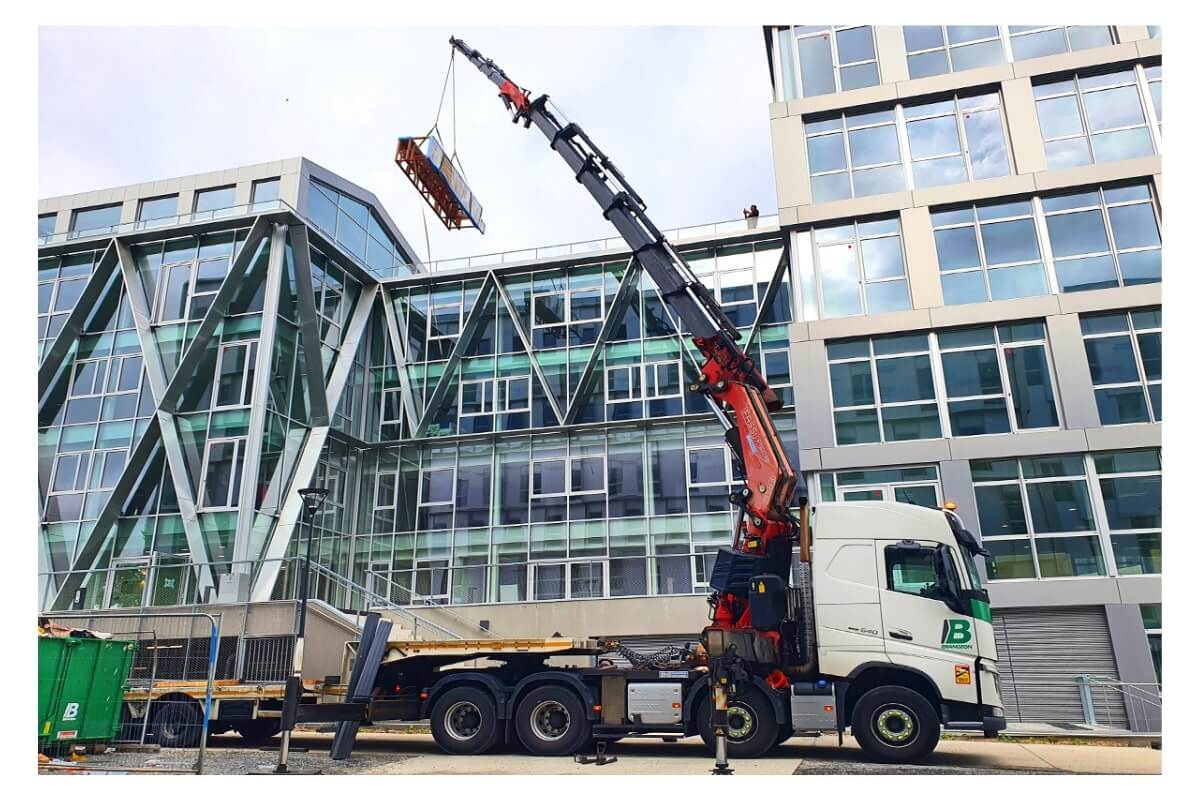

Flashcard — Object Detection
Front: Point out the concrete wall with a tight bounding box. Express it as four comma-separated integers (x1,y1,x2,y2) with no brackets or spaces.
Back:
430,594,711,641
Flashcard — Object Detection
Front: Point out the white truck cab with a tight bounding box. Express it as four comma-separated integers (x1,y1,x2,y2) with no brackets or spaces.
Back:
803,501,1004,760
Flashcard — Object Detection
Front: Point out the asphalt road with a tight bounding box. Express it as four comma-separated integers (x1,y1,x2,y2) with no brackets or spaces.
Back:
45,731,1161,776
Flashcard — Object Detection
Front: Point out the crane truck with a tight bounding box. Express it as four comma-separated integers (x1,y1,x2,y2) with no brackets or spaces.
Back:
240,37,1006,768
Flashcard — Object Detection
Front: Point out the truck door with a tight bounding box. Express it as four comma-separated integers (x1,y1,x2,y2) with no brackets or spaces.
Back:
876,541,979,705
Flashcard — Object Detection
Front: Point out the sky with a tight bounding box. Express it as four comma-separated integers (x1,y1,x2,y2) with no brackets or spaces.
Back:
38,26,778,265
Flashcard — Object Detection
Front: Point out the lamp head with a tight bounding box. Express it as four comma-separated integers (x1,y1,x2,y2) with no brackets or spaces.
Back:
298,487,329,516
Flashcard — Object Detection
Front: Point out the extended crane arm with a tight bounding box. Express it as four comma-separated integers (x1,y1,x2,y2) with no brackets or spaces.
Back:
449,37,803,552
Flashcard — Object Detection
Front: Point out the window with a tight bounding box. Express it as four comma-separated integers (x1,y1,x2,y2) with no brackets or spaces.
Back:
38,213,57,238
461,379,495,417
1095,449,1161,576
1009,25,1113,60
606,364,642,404
418,466,455,530
827,334,940,444
939,322,1059,435
1043,184,1160,292
687,446,731,512
199,437,246,509
971,450,1160,581
251,178,280,209
1034,67,1156,168
192,185,236,217
1143,65,1161,131
153,233,235,323
1081,309,1161,424
645,361,682,401
70,204,121,236
1140,604,1161,682
530,450,606,522
807,109,904,202
138,195,178,225
903,26,1005,78
884,544,940,597
50,452,91,494
933,199,1048,304
807,91,1011,202
783,26,880,99
213,340,258,408
305,178,411,277
811,217,910,317
62,353,143,424
904,91,1010,187
819,465,941,507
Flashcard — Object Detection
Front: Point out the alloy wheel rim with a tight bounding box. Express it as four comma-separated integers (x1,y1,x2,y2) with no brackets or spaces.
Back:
445,700,483,741
531,700,571,741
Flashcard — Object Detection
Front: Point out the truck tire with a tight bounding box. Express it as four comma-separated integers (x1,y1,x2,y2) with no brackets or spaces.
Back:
153,700,203,748
850,686,939,763
514,685,591,756
430,687,501,755
234,719,281,744
697,687,777,759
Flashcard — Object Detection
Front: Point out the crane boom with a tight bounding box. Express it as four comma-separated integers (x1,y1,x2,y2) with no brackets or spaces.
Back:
449,36,808,772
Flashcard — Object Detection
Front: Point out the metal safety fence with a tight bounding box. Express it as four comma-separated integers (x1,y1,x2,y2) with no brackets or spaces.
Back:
42,611,222,774
1077,674,1162,734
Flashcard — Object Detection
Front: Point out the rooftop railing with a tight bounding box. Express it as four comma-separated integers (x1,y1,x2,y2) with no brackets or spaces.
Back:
39,201,779,281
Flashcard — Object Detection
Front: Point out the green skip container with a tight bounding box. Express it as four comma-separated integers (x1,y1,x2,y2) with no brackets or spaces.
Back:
38,636,138,751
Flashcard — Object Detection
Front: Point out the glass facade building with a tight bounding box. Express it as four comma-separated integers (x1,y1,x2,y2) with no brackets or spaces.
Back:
38,25,1162,729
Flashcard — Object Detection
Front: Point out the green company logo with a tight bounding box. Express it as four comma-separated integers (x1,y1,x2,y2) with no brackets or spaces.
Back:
941,619,973,650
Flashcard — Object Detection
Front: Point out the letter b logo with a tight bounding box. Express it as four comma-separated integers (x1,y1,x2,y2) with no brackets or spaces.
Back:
942,619,972,648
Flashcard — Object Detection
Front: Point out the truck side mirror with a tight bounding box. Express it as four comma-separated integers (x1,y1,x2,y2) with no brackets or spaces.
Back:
935,545,968,615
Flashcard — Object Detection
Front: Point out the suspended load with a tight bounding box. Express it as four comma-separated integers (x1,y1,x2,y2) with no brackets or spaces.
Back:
395,135,485,233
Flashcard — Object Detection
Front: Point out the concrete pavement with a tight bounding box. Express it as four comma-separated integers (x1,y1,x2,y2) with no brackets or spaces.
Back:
239,731,1161,775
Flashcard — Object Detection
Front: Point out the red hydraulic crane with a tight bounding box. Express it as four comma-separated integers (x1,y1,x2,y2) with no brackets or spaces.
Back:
448,36,811,773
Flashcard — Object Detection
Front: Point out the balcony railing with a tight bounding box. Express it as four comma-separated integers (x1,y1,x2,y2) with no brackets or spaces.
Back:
37,199,291,246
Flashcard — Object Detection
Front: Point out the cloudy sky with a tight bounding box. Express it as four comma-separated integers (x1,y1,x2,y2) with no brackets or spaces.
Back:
39,26,778,264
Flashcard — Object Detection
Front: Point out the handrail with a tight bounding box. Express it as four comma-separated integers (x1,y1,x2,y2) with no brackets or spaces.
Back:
1076,673,1161,733
304,561,460,641
364,569,498,639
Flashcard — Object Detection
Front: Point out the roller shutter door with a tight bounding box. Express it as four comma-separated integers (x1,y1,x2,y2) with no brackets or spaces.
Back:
993,607,1127,728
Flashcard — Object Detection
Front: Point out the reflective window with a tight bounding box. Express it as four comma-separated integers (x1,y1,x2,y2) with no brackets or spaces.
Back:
152,232,235,323
827,334,940,445
782,26,879,99
1034,67,1156,168
138,195,179,224
806,109,905,202
305,178,411,277
818,465,941,506
1144,65,1162,132
1008,25,1113,60
933,200,1047,304
70,204,121,236
38,213,57,238
903,26,1005,78
213,340,257,408
1043,183,1160,292
905,91,1010,187
939,322,1059,435
811,217,910,318
199,437,246,509
1081,308,1161,424
971,449,1160,580
251,178,280,210
192,185,236,217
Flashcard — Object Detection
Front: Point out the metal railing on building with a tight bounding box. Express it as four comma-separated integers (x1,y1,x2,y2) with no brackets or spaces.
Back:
1077,674,1162,734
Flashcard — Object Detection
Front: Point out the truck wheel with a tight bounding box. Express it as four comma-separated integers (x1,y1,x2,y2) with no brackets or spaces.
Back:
430,687,500,755
153,700,203,748
851,686,939,763
234,719,281,744
697,687,777,759
514,685,591,756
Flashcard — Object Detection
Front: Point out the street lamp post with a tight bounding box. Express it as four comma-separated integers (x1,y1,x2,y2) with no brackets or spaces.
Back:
275,486,328,774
